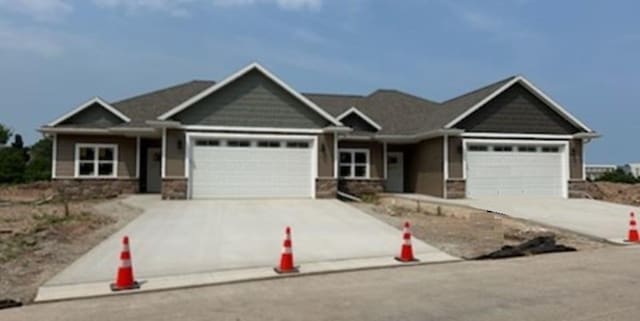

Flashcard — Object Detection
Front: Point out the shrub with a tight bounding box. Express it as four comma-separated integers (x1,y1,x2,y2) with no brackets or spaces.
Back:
596,168,639,184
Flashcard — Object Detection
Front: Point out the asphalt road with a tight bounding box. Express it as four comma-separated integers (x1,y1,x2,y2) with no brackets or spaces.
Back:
4,246,640,321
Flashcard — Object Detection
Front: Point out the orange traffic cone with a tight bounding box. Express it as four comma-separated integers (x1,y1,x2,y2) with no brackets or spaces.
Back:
395,221,418,262
274,226,299,274
627,212,639,243
110,236,140,291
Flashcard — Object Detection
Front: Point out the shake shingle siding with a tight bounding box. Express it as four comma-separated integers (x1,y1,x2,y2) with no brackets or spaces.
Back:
171,70,330,128
59,103,124,128
453,84,580,134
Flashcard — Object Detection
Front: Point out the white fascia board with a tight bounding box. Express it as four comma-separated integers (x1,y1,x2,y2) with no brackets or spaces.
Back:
158,62,343,126
39,127,111,134
460,132,574,140
336,107,382,131
48,97,130,127
180,125,324,134
444,76,593,133
516,76,593,133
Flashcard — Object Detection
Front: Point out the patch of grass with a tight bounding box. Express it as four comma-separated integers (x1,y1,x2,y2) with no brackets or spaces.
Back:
360,193,380,204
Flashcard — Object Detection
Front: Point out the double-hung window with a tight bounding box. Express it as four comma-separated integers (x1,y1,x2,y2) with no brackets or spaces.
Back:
75,144,118,178
339,149,369,179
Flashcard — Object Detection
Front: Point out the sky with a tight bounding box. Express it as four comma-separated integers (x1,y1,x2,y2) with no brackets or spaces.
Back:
0,0,638,164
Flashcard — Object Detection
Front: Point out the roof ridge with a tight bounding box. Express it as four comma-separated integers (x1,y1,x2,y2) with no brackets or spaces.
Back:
442,75,516,104
112,80,216,105
302,92,364,98
368,88,439,105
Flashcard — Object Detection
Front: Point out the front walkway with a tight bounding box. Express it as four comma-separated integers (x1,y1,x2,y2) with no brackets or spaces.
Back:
36,195,458,301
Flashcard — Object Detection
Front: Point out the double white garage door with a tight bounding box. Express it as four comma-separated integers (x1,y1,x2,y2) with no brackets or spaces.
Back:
189,136,314,199
465,142,567,198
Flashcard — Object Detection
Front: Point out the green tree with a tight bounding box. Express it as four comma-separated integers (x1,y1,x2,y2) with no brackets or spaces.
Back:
0,123,11,145
596,168,638,184
24,137,52,182
0,148,26,183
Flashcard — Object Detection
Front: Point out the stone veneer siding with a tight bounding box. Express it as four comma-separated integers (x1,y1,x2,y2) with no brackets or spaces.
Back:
53,179,138,200
316,178,337,198
445,179,466,199
338,179,384,197
568,179,588,198
162,178,188,200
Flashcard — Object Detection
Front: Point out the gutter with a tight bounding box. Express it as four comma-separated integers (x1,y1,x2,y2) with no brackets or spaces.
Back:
342,128,464,143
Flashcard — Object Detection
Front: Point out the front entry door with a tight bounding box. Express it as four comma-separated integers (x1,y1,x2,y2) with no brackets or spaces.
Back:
385,152,404,192
146,148,161,193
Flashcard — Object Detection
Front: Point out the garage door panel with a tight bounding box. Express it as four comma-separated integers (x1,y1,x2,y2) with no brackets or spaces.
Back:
190,141,312,199
466,144,564,197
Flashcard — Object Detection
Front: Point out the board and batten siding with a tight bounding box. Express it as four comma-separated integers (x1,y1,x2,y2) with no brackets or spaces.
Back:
317,133,335,178
454,83,580,135
165,129,186,177
569,139,584,179
448,136,464,179
55,135,136,178
171,69,330,129
407,137,444,197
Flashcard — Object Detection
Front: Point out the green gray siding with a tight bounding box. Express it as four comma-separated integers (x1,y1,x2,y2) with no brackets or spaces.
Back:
171,70,330,128
455,84,580,134
341,113,378,133
59,103,124,128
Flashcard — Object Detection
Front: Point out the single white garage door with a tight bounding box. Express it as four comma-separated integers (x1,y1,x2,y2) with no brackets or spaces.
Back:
466,143,565,197
190,137,313,199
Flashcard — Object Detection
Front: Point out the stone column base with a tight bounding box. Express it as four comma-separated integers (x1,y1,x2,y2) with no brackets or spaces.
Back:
445,179,466,199
316,178,337,199
338,179,384,197
568,179,589,198
162,178,188,200
53,179,138,200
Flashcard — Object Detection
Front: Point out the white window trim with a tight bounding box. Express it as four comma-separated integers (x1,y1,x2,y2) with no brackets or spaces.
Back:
462,139,569,198
338,148,370,179
74,143,118,178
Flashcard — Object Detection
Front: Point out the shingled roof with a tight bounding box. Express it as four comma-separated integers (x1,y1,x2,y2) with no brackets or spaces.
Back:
81,75,531,135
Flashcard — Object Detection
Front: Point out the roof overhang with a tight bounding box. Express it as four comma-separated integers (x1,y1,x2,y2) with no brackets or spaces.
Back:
47,97,130,127
340,128,464,143
39,126,158,136
444,76,594,133
157,62,344,127
336,106,382,131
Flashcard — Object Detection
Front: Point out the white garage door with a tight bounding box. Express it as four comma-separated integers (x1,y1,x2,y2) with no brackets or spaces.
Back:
466,143,566,197
190,137,313,199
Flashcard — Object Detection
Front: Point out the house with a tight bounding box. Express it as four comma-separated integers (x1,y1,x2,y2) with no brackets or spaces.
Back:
585,164,617,181
40,62,598,200
622,163,640,178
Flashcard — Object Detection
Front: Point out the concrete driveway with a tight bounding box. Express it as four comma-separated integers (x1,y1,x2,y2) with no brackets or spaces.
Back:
456,197,639,243
38,195,456,301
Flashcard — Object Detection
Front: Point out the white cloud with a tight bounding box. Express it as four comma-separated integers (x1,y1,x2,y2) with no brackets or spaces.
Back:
212,0,321,10
93,0,197,17
0,0,73,22
0,22,63,57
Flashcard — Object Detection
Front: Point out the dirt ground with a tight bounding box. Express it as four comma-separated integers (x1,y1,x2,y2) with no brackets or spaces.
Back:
0,183,142,304
584,181,640,206
353,200,609,260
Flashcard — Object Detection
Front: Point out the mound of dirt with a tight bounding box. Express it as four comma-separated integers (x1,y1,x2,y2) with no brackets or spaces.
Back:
584,182,640,206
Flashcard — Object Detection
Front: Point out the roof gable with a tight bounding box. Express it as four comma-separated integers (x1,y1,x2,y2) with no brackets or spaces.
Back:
158,63,342,126
48,97,130,127
337,107,382,131
454,83,581,134
169,69,332,129
444,76,592,133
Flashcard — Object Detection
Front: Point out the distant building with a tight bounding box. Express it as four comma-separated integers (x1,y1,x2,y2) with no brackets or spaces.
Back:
585,164,617,181
622,163,640,178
